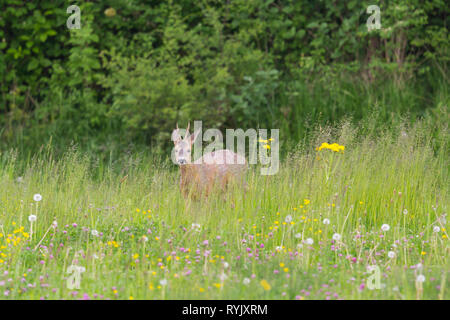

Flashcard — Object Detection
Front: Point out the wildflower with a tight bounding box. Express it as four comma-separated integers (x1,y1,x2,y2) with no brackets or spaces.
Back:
260,279,271,291
316,142,345,153
243,278,250,285
403,209,408,215
52,221,58,229
28,215,37,222
142,235,148,242
159,279,167,286
294,233,302,239
285,215,293,223
381,224,390,232
323,218,330,225
91,230,99,237
416,275,425,283
332,233,341,241
33,194,42,202
191,223,201,232
304,199,310,205
223,262,229,269
433,226,440,233
388,251,396,258
305,238,314,245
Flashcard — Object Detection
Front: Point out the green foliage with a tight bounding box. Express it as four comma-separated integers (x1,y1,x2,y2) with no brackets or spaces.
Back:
0,0,448,155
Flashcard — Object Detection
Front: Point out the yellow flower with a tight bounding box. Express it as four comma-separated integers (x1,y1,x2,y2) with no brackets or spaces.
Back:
316,142,345,153
304,199,310,205
260,279,271,291
133,254,139,259
263,144,270,149
213,283,222,288
199,288,205,292
129,296,134,300
421,251,427,255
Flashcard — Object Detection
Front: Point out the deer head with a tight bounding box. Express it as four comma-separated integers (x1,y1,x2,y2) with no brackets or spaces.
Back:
172,123,201,165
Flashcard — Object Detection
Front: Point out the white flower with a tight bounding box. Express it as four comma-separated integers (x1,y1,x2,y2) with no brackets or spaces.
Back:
381,224,390,231
294,233,302,239
433,226,440,233
243,278,250,285
388,251,396,258
332,233,341,241
305,238,314,245
17,177,24,183
223,262,229,269
159,279,168,286
93,254,99,259
28,215,37,222
416,275,425,283
33,194,42,202
403,209,408,215
52,220,58,228
191,223,201,232
76,266,86,273
296,243,303,249
91,229,99,237
323,218,330,225
275,246,282,252
142,235,149,242
285,215,293,223
219,273,227,281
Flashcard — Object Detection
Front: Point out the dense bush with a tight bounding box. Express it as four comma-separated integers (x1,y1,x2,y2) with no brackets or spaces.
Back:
0,0,448,156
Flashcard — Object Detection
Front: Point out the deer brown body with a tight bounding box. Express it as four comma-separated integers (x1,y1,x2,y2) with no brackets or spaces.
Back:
172,124,247,199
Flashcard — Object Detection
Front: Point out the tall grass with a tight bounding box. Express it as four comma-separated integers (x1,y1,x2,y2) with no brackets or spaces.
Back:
0,117,448,300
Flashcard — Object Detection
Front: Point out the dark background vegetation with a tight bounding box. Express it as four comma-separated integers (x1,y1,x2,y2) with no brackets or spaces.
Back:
0,0,448,160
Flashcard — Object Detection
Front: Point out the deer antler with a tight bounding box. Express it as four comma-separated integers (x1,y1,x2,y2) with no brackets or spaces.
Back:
185,122,190,139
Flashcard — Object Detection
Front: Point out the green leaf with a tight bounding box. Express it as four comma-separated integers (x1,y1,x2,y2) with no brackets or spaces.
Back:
27,59,39,71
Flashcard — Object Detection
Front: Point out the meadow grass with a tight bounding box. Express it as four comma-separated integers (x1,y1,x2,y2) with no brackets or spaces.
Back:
0,119,448,300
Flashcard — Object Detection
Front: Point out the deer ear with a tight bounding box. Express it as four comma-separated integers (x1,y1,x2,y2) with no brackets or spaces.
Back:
189,129,201,145
172,128,182,144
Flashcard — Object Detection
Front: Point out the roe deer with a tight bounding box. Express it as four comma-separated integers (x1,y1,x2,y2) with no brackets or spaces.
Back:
172,123,247,199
